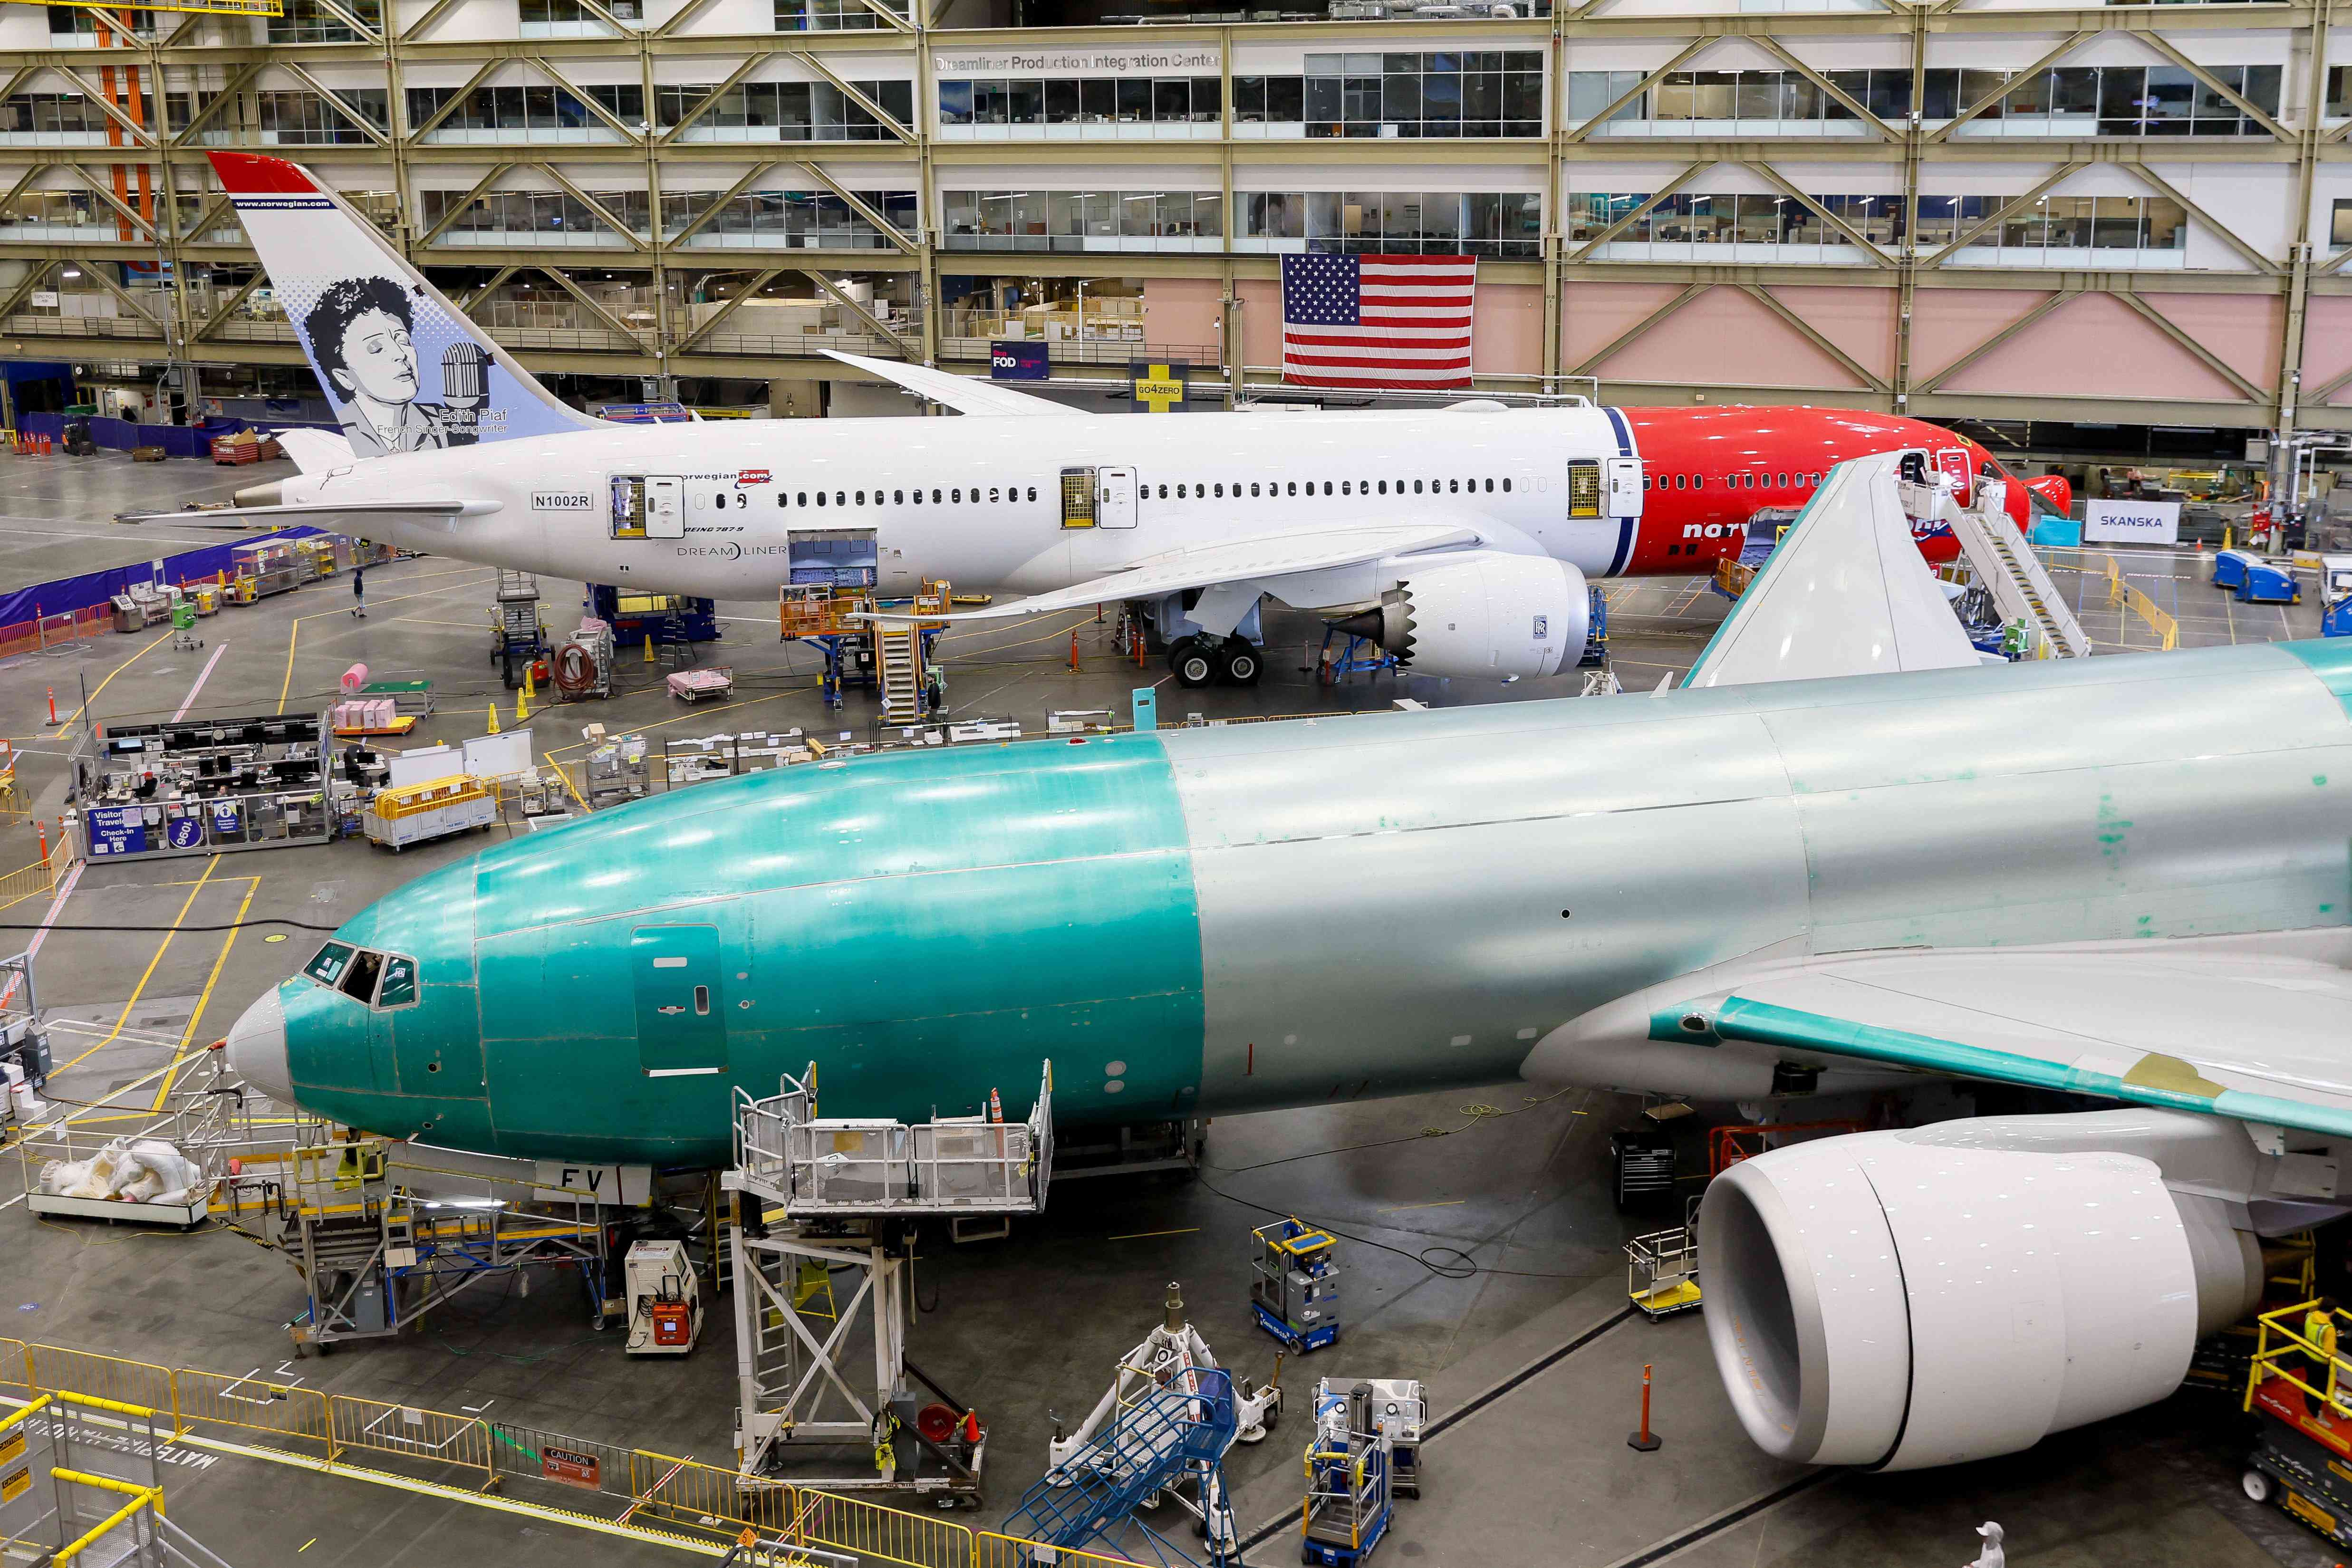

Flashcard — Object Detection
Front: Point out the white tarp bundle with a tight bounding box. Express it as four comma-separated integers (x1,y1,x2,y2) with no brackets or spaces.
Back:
38,1137,206,1206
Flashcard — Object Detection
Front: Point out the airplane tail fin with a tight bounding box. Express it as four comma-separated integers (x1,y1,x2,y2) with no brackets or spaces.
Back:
208,152,599,456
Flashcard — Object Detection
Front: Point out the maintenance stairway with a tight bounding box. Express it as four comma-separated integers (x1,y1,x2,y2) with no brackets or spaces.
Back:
1002,1368,1239,1561
877,624,922,725
1921,481,2094,659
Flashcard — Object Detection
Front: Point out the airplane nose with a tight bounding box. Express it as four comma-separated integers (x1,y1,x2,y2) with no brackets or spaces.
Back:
224,989,290,1102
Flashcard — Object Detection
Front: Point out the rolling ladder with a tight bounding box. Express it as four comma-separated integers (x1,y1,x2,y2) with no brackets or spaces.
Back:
1916,482,2094,660
875,623,923,725
1003,1367,1240,1565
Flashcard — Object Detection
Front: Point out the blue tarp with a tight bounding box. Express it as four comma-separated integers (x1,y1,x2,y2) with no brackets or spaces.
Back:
0,524,324,626
2029,516,2082,549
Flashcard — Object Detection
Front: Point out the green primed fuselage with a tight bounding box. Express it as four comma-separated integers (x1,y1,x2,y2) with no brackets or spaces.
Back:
273,637,2352,1167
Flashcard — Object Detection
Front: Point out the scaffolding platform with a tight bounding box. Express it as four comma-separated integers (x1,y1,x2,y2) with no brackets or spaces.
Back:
721,1061,1054,1502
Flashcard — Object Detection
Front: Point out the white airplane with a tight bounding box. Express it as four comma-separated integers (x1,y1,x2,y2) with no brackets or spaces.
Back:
139,152,2061,686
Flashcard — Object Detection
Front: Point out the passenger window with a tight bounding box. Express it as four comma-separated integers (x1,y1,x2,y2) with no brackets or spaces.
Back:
894,489,904,504
1028,486,1038,501
304,942,356,986
835,491,846,505
932,489,943,503
1503,478,1512,492
1378,481,1388,495
856,491,866,505
340,949,384,1005
1214,483,1224,498
776,493,787,508
1413,480,1424,495
990,487,1001,503
1157,484,1167,499
1250,483,1260,497
1484,478,1493,492
816,491,828,507
376,954,418,1009
952,488,962,503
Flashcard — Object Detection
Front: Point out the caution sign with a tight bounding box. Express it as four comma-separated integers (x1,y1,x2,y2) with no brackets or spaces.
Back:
1128,362,1188,414
541,1444,600,1489
0,1465,29,1504
0,1433,21,1470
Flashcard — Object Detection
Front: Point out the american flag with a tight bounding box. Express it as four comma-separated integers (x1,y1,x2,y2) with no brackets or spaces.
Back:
1281,253,1477,391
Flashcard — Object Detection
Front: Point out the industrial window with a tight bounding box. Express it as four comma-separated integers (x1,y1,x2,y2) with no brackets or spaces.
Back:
1567,461,1602,519
340,949,384,1004
304,942,356,986
377,954,418,1009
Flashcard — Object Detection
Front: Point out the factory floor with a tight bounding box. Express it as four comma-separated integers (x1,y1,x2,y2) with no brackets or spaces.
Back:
0,449,2333,1568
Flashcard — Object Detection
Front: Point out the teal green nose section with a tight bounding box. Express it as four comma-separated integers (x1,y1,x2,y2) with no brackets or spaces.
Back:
285,734,1209,1167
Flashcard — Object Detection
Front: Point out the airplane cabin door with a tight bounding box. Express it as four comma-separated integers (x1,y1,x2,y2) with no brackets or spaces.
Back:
632,924,725,1076
1934,447,1974,503
1606,457,1643,516
1099,466,1137,528
645,475,685,539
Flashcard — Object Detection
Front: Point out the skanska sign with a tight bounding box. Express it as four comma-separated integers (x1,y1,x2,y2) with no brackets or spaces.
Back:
2083,499,2182,545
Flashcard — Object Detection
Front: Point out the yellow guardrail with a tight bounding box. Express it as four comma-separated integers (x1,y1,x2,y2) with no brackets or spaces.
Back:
0,856,54,907
2,1339,982,1568
49,1472,163,1567
2247,1298,2352,1417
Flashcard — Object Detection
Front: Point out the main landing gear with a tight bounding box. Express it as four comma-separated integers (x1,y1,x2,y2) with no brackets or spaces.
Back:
1168,637,1264,690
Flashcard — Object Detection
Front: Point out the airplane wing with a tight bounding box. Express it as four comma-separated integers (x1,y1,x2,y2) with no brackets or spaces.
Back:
117,499,499,529
823,350,1085,417
1681,452,1985,690
1625,949,2352,1141
869,522,1483,631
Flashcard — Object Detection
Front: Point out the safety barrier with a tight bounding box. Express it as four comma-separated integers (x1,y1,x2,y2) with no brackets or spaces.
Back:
328,1393,495,1484
0,604,109,664
171,1366,334,1456
2246,1299,2352,1417
3,1339,989,1567
0,856,54,908
2044,551,2182,653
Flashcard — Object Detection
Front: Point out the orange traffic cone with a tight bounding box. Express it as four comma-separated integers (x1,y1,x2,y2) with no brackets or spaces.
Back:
987,1087,1002,1123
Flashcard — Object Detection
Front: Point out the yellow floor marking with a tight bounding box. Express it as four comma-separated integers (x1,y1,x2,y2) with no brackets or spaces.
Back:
1107,1227,1199,1241
1378,1200,1465,1212
51,856,223,1075
152,872,262,1109
62,629,170,728
299,1540,316,1553
280,568,497,714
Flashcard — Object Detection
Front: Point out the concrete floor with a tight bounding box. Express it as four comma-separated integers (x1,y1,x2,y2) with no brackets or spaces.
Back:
0,448,2334,1568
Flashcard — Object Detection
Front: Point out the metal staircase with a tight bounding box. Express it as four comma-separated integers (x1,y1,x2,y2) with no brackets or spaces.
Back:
1939,496,2093,659
1002,1367,1239,1564
875,625,923,724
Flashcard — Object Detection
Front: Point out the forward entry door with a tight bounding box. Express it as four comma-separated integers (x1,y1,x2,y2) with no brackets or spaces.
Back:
1099,466,1137,528
645,476,685,539
632,924,725,1076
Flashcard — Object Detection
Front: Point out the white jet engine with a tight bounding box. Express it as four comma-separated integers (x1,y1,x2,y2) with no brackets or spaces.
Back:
1699,1113,2264,1472
1330,553,1589,681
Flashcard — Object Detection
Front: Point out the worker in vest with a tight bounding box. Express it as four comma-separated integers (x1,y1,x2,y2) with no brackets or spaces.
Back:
2309,1298,2343,1402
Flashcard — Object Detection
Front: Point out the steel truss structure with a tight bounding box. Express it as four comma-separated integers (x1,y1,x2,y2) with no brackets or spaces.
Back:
0,0,2347,431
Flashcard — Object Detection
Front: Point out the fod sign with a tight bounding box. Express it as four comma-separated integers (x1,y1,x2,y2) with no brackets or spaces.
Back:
991,340,1050,381
2083,499,2181,545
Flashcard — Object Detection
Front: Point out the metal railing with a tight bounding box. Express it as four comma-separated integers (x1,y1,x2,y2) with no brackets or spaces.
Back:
2246,1299,2352,1418
0,1338,980,1568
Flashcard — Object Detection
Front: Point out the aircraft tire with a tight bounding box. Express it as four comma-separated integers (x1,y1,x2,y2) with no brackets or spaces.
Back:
1170,638,1217,688
1218,645,1263,686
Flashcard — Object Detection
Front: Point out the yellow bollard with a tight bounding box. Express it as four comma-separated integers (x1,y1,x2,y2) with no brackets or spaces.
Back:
486,701,501,735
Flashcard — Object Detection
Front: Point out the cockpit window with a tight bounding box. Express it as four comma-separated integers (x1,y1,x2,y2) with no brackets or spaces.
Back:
340,949,384,1004
304,942,356,986
377,955,418,1010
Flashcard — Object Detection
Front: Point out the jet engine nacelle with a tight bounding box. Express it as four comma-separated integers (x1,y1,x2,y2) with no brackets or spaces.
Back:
1700,1124,2261,1472
1335,553,1589,681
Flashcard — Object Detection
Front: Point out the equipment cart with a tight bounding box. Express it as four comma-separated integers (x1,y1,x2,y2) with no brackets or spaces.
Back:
2240,557,2303,605
1252,1218,1341,1353
1302,1379,1422,1566
364,775,497,850
491,571,549,689
665,667,734,703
